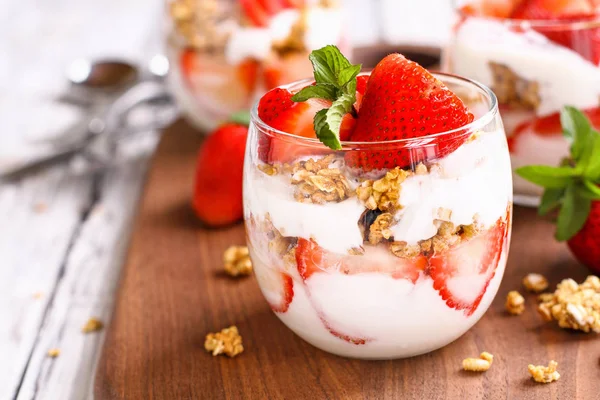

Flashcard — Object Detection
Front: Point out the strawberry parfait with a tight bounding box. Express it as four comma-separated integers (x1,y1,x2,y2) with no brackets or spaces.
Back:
446,0,600,204
166,0,347,131
243,46,513,359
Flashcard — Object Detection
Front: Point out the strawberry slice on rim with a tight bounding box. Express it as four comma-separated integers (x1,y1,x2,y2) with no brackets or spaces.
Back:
428,215,508,316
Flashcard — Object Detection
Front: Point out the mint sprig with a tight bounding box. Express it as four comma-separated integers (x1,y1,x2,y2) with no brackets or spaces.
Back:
291,45,362,150
516,106,600,241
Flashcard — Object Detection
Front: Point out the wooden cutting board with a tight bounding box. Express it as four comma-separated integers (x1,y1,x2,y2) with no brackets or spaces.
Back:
94,120,599,400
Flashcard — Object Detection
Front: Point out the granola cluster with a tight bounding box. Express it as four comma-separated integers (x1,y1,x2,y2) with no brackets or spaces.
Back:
223,246,253,277
82,318,104,334
357,167,410,212
205,326,244,357
522,273,549,293
489,62,540,110
462,351,494,372
290,155,353,204
169,0,230,50
506,290,525,315
528,360,560,383
368,212,394,245
537,276,600,333
272,9,308,55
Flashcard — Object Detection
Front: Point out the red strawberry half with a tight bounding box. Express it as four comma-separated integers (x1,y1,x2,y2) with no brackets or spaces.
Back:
428,215,509,316
253,264,294,313
345,54,474,172
567,200,600,273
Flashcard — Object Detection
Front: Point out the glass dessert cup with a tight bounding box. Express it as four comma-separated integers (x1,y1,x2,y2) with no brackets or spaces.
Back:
165,0,348,132
445,8,600,205
243,73,514,359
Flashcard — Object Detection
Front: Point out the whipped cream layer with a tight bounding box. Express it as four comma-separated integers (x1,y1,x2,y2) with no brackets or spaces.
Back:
244,128,512,254
225,7,343,65
449,18,600,116
249,242,508,359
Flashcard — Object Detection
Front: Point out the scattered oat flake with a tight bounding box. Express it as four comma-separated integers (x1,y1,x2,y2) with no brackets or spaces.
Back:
506,290,525,315
223,245,252,277
205,326,243,357
522,273,549,293
82,318,104,333
537,276,600,333
463,352,494,372
528,360,560,383
47,348,60,358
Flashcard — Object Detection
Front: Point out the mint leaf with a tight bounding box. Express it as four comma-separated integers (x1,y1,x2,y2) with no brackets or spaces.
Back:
579,179,600,199
555,182,591,241
337,65,362,89
515,165,578,189
313,93,354,150
229,110,251,126
583,130,600,180
291,84,338,102
309,45,352,85
538,187,564,216
561,106,592,161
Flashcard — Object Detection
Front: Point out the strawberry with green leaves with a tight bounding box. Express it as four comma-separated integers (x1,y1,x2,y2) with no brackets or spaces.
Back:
517,106,600,273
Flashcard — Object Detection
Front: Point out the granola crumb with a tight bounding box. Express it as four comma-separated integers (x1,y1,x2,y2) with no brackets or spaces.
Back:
82,318,104,334
272,8,307,55
528,360,560,383
47,348,60,358
258,163,278,176
368,212,394,245
463,352,494,372
523,273,549,293
356,167,410,212
506,290,525,315
204,325,244,357
537,276,600,333
223,245,252,277
291,155,352,204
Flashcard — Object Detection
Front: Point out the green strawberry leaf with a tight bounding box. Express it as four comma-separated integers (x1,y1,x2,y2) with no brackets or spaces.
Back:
583,130,600,180
538,187,564,216
291,84,338,102
309,45,352,85
229,110,251,126
561,106,592,162
579,179,600,199
313,93,354,151
515,165,578,189
555,182,591,241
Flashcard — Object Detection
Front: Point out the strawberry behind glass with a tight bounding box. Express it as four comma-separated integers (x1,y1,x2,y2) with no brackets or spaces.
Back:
243,71,514,359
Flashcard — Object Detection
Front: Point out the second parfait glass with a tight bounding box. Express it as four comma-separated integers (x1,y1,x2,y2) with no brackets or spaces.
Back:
243,73,513,359
445,6,600,204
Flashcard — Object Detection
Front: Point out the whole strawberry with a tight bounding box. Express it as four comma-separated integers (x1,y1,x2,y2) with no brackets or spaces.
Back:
192,114,249,227
517,106,600,273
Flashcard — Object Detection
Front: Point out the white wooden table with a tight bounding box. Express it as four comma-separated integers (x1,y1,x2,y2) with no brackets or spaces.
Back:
0,1,450,399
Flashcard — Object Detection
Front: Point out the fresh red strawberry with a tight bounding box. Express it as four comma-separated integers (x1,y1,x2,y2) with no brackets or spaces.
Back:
257,87,330,163
192,123,248,226
512,0,594,19
254,266,294,312
345,54,474,171
296,238,427,282
567,201,600,273
461,0,525,17
428,216,508,316
354,75,369,112
241,0,304,27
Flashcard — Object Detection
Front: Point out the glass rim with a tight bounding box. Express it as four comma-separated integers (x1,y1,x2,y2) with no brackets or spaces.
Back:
456,7,600,30
250,71,499,149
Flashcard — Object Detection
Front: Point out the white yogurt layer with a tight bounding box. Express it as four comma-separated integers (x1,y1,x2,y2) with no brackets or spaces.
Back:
449,18,600,116
225,7,343,65
249,242,508,359
392,129,513,244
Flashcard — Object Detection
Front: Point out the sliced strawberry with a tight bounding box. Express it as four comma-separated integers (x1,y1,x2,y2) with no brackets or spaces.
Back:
345,54,474,171
461,0,525,17
512,0,594,19
428,216,508,316
320,319,368,345
280,0,306,8
354,75,369,112
254,265,294,313
257,87,330,163
339,114,357,141
296,238,427,282
180,49,259,118
240,0,271,27
258,0,283,14
263,52,313,90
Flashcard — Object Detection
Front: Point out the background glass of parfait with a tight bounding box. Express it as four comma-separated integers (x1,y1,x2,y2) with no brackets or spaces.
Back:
165,0,349,132
445,3,600,205
243,73,513,359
